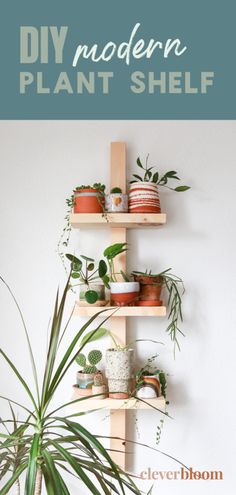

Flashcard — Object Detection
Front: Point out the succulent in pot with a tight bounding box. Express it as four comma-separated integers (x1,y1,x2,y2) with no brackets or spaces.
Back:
92,370,107,399
103,242,140,306
129,155,190,213
133,268,185,352
74,183,106,213
76,349,102,395
105,186,128,213
105,348,134,399
66,253,108,305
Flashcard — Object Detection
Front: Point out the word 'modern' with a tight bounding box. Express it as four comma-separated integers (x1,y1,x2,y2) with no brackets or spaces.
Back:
20,24,187,66
19,24,215,95
140,467,223,481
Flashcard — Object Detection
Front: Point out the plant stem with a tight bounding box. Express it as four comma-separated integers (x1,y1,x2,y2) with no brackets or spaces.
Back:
15,478,20,495
34,467,43,495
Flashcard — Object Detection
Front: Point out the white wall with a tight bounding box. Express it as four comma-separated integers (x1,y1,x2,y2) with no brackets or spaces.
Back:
0,121,235,494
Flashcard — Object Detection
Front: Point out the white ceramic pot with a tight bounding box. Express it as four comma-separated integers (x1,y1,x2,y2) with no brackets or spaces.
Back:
109,282,140,306
79,283,107,307
105,193,128,212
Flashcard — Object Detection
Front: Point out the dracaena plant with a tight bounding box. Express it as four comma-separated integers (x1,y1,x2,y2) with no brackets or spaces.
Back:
130,155,191,192
0,276,146,495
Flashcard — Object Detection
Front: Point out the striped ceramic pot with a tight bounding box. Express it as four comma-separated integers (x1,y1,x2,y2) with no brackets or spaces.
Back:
128,182,161,213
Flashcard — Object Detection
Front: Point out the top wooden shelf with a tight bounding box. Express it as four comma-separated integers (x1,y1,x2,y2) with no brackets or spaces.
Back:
70,213,166,229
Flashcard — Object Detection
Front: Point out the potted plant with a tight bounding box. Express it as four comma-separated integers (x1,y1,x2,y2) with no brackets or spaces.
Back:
73,182,106,213
105,186,128,213
66,253,108,305
103,242,140,306
135,366,167,400
133,268,185,352
129,155,190,213
75,349,102,395
0,276,146,495
105,346,134,399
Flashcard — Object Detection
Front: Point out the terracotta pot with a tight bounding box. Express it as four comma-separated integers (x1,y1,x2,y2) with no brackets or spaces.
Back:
105,193,128,212
73,385,93,397
133,274,163,302
106,349,134,399
92,384,107,399
110,282,140,306
136,300,163,307
128,182,161,213
74,188,104,213
79,283,107,307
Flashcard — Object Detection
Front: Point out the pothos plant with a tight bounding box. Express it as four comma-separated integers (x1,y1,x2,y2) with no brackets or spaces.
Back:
66,253,108,303
132,268,185,353
130,155,191,192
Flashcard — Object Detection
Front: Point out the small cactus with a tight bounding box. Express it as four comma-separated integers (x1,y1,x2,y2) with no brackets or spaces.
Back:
76,349,102,374
76,353,86,368
88,350,102,366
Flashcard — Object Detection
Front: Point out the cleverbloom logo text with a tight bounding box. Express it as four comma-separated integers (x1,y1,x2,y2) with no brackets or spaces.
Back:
140,467,223,481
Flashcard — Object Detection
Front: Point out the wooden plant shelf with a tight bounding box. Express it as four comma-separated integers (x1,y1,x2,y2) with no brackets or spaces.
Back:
72,389,166,412
74,303,166,317
70,212,166,229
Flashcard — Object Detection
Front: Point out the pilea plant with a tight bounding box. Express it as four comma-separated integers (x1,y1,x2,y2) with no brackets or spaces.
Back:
76,350,102,374
66,253,108,303
130,155,190,192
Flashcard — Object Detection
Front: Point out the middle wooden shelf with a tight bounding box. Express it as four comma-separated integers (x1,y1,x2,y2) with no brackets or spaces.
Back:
73,304,167,317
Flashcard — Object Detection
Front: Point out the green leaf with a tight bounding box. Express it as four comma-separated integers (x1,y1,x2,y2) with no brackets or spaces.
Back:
103,243,127,260
132,174,143,181
85,290,98,304
50,441,102,495
81,328,109,347
98,260,107,278
43,450,69,495
0,277,40,408
136,157,143,168
0,349,38,411
174,186,191,192
71,272,80,279
0,463,27,494
164,170,178,177
61,420,126,495
87,263,95,271
102,274,110,289
152,172,159,183
25,434,40,495
65,254,81,264
81,255,95,262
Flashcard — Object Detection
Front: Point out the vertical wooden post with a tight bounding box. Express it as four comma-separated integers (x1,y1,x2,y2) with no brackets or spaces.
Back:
110,142,127,470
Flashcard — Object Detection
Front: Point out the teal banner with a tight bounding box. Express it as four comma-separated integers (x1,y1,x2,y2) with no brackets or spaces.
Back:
0,0,235,119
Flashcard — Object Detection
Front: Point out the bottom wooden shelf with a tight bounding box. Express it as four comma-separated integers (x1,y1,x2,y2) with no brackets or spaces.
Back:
72,387,165,412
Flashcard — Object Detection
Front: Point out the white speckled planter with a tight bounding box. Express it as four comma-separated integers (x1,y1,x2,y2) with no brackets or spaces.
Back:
105,349,134,398
105,193,128,212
